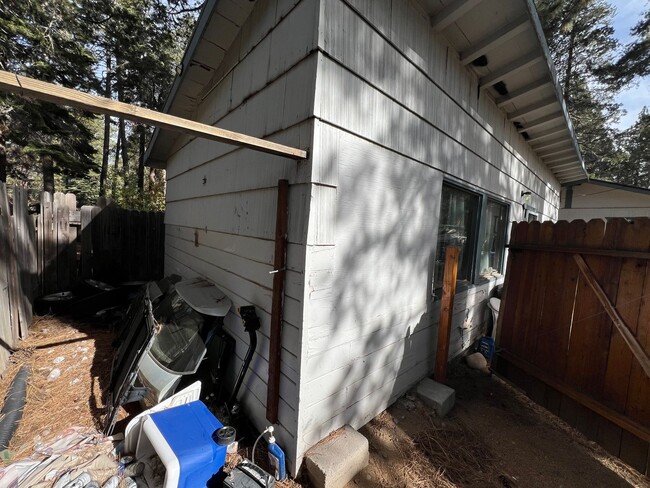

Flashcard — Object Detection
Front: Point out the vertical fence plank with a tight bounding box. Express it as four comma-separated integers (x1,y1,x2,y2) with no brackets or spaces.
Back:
43,193,56,294
13,187,34,337
56,205,70,291
80,206,93,278
0,182,15,372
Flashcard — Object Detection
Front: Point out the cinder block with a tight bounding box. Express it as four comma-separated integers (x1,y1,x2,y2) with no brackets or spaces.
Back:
417,378,455,417
304,425,369,488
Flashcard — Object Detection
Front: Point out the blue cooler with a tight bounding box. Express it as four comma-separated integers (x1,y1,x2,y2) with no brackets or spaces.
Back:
135,400,227,488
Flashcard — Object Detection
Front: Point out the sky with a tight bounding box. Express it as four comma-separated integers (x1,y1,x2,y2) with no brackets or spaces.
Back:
609,0,649,130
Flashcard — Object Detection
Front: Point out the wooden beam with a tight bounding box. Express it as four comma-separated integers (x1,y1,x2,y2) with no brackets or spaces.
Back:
266,179,289,423
527,125,567,142
573,254,650,379
498,350,650,443
507,96,557,120
496,78,552,107
479,51,543,89
543,154,577,165
539,146,574,159
460,15,529,65
530,135,573,150
547,161,579,170
508,243,650,261
552,166,584,177
434,246,460,383
430,0,485,31
518,111,563,132
0,70,307,160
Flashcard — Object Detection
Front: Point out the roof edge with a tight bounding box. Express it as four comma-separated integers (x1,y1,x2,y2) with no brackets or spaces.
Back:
144,0,222,167
523,0,588,182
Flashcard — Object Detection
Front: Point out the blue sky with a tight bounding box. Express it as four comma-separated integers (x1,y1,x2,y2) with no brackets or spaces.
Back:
609,0,649,129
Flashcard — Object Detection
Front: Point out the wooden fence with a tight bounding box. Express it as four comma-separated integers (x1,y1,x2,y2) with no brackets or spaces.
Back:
0,184,35,370
38,193,165,294
495,218,650,475
0,183,165,375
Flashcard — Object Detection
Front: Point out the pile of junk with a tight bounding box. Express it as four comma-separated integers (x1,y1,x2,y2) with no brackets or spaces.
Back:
1,276,285,488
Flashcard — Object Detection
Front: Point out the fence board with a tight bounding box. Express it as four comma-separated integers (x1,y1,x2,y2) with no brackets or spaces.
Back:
13,187,34,337
0,183,15,372
80,206,93,278
497,218,650,474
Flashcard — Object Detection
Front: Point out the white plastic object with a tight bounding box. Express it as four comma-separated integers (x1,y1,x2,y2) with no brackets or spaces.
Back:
488,297,501,338
124,381,201,454
136,417,180,488
175,279,232,317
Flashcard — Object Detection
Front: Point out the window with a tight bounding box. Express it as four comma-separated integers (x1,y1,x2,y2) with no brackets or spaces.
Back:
434,183,508,292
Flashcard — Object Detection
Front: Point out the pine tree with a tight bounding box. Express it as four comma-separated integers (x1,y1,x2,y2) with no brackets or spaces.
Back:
0,0,99,191
535,0,625,180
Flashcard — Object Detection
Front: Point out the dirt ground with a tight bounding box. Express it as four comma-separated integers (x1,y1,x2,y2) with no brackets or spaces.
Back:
0,317,647,488
346,365,648,488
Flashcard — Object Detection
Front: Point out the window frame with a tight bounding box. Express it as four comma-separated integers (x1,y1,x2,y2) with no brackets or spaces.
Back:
434,180,510,296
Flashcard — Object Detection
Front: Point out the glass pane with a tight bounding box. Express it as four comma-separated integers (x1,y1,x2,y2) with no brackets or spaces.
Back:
480,200,508,275
150,290,207,374
435,185,479,287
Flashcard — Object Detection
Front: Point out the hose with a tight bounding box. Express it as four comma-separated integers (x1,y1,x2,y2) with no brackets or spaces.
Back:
252,426,273,466
229,327,257,406
0,366,30,450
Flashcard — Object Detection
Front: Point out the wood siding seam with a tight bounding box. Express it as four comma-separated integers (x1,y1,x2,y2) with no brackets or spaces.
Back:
314,50,559,205
165,182,310,203
163,243,304,331
165,117,316,182
314,117,551,216
332,0,560,198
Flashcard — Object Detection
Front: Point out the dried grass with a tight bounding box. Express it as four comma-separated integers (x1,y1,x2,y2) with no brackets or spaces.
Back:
412,417,499,487
0,315,114,461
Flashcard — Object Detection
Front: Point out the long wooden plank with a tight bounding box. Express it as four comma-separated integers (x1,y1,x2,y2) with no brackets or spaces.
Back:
0,70,307,160
498,350,650,443
434,246,460,384
266,179,289,423
508,243,650,260
573,253,650,379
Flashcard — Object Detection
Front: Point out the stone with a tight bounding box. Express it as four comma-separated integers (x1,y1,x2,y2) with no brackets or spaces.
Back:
416,377,455,417
304,425,369,488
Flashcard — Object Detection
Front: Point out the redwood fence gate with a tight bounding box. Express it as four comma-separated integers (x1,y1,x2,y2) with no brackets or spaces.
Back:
495,218,650,475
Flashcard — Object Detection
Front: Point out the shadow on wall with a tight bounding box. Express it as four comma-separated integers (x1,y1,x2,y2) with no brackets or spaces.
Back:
301,0,529,447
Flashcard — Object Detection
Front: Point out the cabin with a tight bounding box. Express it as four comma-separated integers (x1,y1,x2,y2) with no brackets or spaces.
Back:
145,0,587,475
560,178,650,221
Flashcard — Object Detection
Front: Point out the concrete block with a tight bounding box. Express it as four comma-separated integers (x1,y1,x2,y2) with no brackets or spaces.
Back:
304,425,369,488
417,378,455,417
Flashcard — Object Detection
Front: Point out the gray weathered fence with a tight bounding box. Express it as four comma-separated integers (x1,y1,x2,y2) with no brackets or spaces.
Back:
0,184,36,371
0,183,165,375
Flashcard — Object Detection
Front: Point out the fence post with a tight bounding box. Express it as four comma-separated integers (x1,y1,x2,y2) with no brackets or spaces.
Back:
434,246,460,384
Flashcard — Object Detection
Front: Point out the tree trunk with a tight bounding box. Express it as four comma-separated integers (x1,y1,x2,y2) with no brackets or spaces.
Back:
0,132,6,183
111,134,120,196
100,54,112,196
42,154,54,193
137,125,145,191
119,118,128,174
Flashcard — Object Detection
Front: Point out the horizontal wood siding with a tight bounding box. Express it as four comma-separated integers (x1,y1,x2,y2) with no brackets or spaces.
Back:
559,183,650,221
295,0,560,465
163,0,320,473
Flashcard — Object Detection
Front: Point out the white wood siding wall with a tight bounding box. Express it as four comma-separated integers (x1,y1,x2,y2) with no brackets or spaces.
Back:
163,0,320,474
559,183,650,221
295,0,561,465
